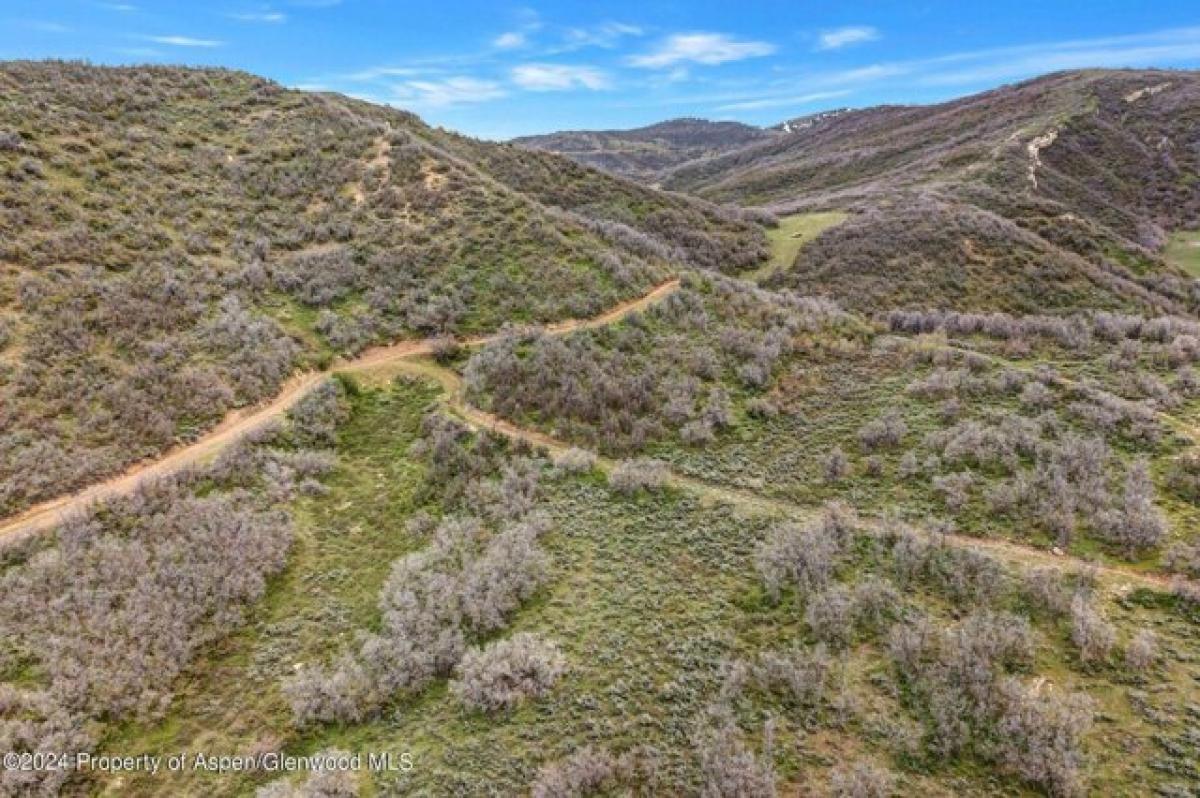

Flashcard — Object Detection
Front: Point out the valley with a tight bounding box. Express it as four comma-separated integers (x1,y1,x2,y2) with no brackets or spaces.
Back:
0,61,1199,798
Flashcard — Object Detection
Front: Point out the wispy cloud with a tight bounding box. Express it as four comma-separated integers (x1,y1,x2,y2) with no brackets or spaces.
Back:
717,90,850,111
628,32,775,68
493,31,527,49
230,10,287,23
144,34,223,47
816,26,880,51
27,21,72,33
343,65,431,81
556,21,643,52
394,76,507,107
97,2,136,11
511,63,610,91
914,27,1200,86
674,25,1200,116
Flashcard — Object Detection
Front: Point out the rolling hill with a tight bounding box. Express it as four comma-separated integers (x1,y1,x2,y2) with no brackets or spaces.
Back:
0,61,768,518
3,60,1200,798
513,117,778,183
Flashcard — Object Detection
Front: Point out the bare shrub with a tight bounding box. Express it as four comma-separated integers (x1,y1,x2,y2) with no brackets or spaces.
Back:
755,509,851,598
805,584,856,648
255,749,358,797
451,633,566,713
696,722,776,798
286,510,551,724
1095,458,1166,556
289,379,348,449
752,645,832,711
1165,539,1200,578
0,483,292,721
858,409,908,451
1022,568,1073,617
822,445,851,484
994,679,1094,798
932,471,974,512
530,747,617,798
553,447,597,474
609,458,669,494
1124,629,1158,673
830,760,896,798
1069,596,1115,665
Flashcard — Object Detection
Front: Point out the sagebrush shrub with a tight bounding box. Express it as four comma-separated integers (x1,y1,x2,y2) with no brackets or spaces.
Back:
450,633,566,713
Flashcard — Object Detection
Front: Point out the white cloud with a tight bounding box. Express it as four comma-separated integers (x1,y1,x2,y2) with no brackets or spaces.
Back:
494,31,526,49
558,21,643,51
665,25,1200,116
231,10,287,23
716,90,850,112
98,2,136,11
144,35,223,47
511,63,610,91
816,26,880,51
395,76,507,107
344,66,429,81
629,32,776,68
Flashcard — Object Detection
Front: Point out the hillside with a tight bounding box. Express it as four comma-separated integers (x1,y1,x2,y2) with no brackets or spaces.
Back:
514,117,777,182
0,61,768,518
664,69,1200,316
2,61,1200,798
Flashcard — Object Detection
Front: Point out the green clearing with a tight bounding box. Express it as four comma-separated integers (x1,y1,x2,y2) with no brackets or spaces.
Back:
746,211,847,282
1164,229,1200,276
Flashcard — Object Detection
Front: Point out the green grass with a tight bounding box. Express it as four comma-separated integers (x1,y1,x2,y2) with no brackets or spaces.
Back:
1164,229,1200,276
96,375,1200,797
746,211,847,282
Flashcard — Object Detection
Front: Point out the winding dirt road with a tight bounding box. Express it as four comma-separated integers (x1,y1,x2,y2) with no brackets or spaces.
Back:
2,274,1185,594
0,279,681,548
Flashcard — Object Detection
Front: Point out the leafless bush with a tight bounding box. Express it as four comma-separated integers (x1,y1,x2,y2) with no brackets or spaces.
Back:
289,379,348,449
752,645,832,711
898,451,921,480
0,482,292,721
451,633,566,713
1165,539,1200,578
994,679,1094,798
1022,568,1073,617
0,686,94,796
1094,458,1166,556
1069,596,1115,665
932,471,974,512
805,584,857,648
822,445,851,484
830,760,896,798
858,409,908,451
755,512,848,599
255,749,358,797
529,746,658,798
1124,629,1158,673
609,458,669,494
553,447,597,474
696,722,776,798
286,507,551,724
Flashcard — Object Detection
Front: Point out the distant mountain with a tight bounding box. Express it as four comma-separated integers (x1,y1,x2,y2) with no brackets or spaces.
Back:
513,117,778,182
659,69,1200,317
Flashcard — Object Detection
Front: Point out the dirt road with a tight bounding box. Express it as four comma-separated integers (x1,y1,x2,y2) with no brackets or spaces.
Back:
0,279,681,547
3,274,1185,594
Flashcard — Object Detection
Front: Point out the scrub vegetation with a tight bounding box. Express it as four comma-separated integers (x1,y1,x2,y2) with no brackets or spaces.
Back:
1,64,1199,797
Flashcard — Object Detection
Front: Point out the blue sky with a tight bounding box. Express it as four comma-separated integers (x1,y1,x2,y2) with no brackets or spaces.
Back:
4,1,1200,138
